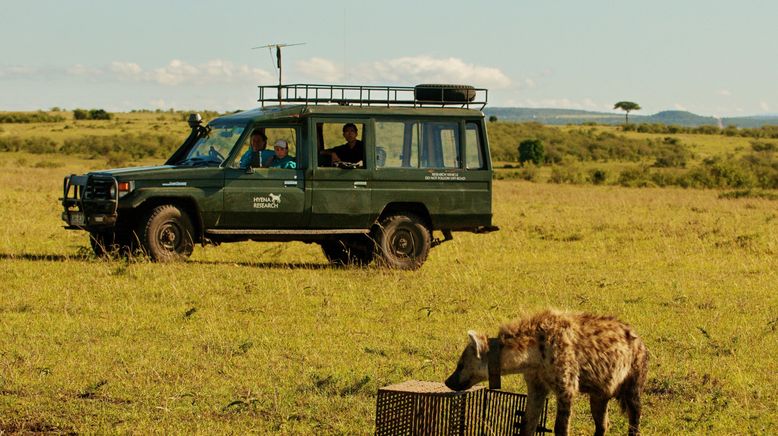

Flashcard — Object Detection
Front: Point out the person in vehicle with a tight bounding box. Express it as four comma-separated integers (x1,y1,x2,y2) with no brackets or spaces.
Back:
268,139,296,169
239,130,274,168
327,123,364,166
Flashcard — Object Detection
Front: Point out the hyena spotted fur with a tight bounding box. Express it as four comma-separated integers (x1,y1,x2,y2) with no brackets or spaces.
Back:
445,309,648,436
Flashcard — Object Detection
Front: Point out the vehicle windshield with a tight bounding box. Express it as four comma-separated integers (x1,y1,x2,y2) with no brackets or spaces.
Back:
179,124,245,167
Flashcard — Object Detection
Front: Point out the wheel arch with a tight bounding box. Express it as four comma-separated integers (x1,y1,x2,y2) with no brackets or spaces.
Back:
375,202,432,230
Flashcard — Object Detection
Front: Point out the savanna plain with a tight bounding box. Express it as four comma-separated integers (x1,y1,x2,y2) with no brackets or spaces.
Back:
1,113,777,434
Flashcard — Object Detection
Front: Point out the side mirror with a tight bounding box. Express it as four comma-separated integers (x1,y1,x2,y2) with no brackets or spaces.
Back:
187,113,203,128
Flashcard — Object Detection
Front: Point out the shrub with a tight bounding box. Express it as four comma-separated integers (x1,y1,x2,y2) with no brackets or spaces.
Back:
751,141,777,153
518,163,539,181
549,160,585,184
518,139,545,165
73,108,112,120
589,168,608,185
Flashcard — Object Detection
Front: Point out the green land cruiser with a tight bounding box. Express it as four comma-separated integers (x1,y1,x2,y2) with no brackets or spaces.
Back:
61,84,497,269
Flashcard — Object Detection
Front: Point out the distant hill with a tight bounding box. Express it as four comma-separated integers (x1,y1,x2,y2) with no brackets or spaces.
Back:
484,107,778,128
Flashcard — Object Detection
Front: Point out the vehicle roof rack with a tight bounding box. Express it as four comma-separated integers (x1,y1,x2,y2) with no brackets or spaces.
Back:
258,84,488,110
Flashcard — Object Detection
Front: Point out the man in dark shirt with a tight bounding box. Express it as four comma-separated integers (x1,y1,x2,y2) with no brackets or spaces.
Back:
329,123,364,166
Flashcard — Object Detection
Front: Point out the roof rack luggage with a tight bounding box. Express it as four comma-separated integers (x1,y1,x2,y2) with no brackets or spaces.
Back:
258,84,488,109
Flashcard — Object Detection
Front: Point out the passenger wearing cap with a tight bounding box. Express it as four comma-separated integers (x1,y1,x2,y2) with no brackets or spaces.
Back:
268,139,296,169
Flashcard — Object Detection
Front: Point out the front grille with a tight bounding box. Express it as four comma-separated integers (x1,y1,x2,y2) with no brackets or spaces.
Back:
84,176,115,200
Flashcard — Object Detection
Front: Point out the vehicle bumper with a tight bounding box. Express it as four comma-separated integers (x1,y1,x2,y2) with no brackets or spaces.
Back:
60,174,119,230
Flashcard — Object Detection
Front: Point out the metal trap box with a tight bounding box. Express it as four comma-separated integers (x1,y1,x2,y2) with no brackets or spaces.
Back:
375,381,550,435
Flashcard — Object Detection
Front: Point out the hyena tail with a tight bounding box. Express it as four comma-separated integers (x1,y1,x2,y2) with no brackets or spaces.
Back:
617,343,648,436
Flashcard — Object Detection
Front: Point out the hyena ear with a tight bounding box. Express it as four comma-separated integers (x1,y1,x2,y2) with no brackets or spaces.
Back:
467,330,489,359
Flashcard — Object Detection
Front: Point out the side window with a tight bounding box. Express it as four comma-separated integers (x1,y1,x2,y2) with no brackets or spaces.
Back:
233,126,299,169
375,121,418,168
375,120,460,169
317,122,366,167
465,122,485,170
421,122,460,169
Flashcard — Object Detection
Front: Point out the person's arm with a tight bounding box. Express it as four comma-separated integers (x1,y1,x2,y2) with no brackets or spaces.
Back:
239,150,251,168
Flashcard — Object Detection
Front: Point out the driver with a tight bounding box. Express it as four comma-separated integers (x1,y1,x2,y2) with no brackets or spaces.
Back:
325,123,364,166
239,130,274,168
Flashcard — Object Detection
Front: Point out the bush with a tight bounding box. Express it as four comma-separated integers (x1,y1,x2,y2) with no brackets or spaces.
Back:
518,139,545,165
589,168,608,185
73,108,112,120
751,141,777,153
549,160,585,184
518,163,539,181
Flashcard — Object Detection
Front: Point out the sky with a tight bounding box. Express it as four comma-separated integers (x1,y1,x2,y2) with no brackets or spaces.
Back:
1,0,776,117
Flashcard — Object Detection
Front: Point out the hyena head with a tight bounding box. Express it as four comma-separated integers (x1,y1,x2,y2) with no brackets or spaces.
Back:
445,330,489,391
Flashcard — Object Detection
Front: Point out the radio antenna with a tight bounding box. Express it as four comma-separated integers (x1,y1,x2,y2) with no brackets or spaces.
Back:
252,42,305,105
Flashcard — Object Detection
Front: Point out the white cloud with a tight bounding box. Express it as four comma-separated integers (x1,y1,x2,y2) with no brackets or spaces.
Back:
4,59,274,86
296,57,343,82
673,103,688,111
295,55,511,89
717,89,731,96
516,98,601,110
0,65,41,78
760,101,770,112
110,61,143,77
67,64,103,77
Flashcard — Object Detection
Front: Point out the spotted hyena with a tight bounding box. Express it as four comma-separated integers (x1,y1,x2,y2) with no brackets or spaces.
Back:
445,309,648,436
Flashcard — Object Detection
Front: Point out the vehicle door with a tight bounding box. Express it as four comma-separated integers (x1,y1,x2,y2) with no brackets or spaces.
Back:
221,125,306,228
372,117,488,229
308,119,373,229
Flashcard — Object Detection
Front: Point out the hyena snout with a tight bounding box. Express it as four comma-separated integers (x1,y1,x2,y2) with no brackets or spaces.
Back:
444,368,469,391
445,342,488,391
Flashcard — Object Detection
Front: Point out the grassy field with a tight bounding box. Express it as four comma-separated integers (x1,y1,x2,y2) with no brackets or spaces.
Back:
1,145,776,434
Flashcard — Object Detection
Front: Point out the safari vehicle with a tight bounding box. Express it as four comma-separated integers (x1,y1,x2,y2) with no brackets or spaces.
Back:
61,84,497,269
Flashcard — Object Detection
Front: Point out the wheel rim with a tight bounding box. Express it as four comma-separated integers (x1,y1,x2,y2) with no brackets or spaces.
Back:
390,228,417,258
157,221,183,252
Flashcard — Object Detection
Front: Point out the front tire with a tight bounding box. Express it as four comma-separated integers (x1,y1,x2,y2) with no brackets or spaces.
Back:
374,213,431,270
138,205,194,262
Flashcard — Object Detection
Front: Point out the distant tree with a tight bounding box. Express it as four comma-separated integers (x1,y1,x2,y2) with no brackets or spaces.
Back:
88,109,112,120
614,101,641,124
73,109,88,120
518,139,545,165
489,115,498,122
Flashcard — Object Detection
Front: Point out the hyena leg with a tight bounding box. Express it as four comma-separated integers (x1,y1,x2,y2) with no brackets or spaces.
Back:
589,394,610,436
520,378,549,436
618,385,641,436
553,390,574,436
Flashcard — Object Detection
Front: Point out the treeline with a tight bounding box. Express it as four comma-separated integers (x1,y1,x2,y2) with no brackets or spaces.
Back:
622,123,778,139
0,112,66,123
0,133,180,160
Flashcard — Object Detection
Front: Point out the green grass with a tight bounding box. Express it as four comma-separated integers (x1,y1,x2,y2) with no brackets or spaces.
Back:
1,150,777,434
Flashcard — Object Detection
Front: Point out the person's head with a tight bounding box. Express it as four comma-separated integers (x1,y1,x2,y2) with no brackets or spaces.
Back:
273,139,288,158
342,123,358,144
250,130,268,151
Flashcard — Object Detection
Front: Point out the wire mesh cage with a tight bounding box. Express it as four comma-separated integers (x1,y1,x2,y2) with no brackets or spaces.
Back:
375,381,550,436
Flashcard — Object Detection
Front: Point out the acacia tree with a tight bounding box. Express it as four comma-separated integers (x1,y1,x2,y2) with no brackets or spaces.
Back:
614,101,641,124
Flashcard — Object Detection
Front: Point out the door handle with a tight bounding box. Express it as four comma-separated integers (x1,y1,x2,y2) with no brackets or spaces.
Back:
284,180,298,187
353,181,367,188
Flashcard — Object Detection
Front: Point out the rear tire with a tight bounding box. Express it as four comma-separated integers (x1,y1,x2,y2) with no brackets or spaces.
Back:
374,213,431,270
321,236,375,267
138,205,194,262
